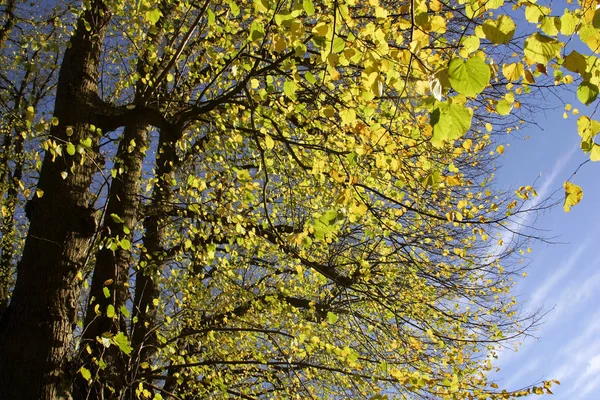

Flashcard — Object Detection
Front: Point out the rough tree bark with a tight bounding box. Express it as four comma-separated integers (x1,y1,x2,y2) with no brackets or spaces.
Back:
73,123,149,400
0,87,26,313
129,131,177,387
0,2,111,398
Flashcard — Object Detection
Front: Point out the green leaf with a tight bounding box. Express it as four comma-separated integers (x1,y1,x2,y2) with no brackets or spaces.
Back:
482,16,516,44
560,9,578,35
145,8,162,25
320,210,341,225
110,213,125,224
106,304,115,318
430,102,473,147
120,305,130,318
541,16,560,36
313,210,342,240
249,21,265,42
120,239,131,251
496,100,512,115
447,57,490,97
461,36,480,54
80,137,92,148
264,135,275,150
79,367,92,382
103,287,110,298
274,10,301,26
66,142,76,156
422,170,441,187
332,37,345,53
577,81,599,106
563,181,583,212
112,332,132,355
327,311,339,324
523,33,560,65
228,1,240,17
303,0,315,15
283,80,297,100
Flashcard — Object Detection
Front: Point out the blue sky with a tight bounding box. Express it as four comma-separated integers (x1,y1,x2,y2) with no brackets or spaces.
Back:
491,81,600,398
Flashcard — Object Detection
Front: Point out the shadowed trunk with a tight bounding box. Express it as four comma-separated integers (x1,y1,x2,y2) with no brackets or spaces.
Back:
73,123,149,399
0,121,24,313
0,2,111,398
0,90,26,313
128,130,177,397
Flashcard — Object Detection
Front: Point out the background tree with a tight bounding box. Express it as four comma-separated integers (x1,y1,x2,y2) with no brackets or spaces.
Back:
0,1,65,312
2,0,599,398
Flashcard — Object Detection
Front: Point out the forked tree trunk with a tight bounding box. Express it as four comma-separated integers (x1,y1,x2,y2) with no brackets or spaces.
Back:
73,123,149,400
0,2,110,398
131,131,177,364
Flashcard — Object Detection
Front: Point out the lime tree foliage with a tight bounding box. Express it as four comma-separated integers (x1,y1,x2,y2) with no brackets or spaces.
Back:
0,2,65,311
3,0,600,398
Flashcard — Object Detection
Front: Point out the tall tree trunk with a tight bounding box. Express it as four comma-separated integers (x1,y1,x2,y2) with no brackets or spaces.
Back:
0,121,24,312
76,5,175,395
74,124,149,400
127,130,177,398
0,2,111,398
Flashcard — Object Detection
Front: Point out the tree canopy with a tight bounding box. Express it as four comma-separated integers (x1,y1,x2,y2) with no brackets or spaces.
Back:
0,0,598,399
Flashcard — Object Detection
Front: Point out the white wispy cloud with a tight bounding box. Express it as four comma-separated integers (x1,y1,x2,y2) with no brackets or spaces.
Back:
532,145,578,202
502,358,541,390
527,238,591,309
491,146,577,258
550,269,600,322
547,312,600,400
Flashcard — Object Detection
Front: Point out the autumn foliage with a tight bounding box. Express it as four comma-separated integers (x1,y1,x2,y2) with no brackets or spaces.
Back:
0,0,598,398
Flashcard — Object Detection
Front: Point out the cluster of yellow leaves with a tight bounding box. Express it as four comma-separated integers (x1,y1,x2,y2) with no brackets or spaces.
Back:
66,0,600,397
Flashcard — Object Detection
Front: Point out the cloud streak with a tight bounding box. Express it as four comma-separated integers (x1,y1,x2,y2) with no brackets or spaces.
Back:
491,146,578,258
528,238,591,309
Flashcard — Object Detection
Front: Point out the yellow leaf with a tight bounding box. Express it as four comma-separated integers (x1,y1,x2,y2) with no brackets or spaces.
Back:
462,138,473,150
265,135,275,150
502,63,524,82
563,181,583,212
79,367,92,382
350,202,368,216
273,35,286,53
446,175,461,186
563,51,587,75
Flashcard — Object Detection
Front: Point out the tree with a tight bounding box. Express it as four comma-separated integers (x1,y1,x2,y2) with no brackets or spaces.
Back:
1,0,597,398
0,0,63,312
